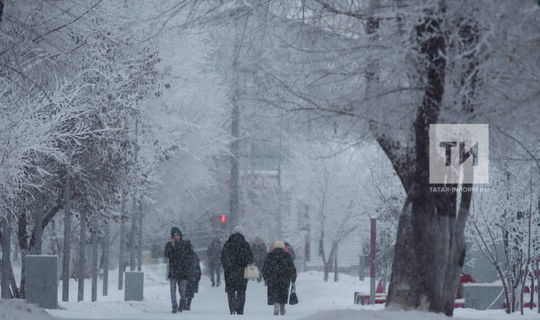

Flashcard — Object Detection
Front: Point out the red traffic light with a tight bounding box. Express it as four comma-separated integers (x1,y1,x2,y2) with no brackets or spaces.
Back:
220,215,228,223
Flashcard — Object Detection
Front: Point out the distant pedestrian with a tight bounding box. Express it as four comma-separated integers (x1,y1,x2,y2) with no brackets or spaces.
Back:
221,225,254,315
164,227,190,313
207,237,222,287
184,240,202,311
251,237,267,283
262,241,297,316
284,241,296,262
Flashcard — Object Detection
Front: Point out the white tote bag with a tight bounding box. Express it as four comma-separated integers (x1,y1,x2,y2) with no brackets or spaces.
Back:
243,264,260,279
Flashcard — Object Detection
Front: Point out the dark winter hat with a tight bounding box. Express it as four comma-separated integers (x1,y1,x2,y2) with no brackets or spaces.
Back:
171,227,182,238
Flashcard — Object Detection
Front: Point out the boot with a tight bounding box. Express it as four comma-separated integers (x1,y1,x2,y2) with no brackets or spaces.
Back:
171,305,178,314
280,303,286,315
273,303,279,315
185,298,191,311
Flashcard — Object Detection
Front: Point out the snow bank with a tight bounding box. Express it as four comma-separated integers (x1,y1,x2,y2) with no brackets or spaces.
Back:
299,309,453,320
0,299,55,320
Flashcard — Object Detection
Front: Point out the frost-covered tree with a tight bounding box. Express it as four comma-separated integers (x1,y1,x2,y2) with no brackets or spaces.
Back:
468,161,540,314
289,141,378,281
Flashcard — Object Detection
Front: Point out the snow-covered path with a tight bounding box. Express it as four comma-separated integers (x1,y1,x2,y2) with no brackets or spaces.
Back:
46,263,377,320
43,263,540,320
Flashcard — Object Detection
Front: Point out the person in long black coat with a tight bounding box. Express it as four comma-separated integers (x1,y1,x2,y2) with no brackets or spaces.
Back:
262,241,297,316
164,227,190,313
184,240,202,311
207,238,222,287
221,225,254,315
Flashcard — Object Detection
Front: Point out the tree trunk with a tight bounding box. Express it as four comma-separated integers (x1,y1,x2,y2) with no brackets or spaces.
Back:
229,100,240,229
18,250,27,298
333,242,338,282
102,220,110,296
386,14,471,316
137,200,143,271
118,197,126,290
529,274,534,310
1,216,12,298
62,174,72,301
129,197,137,271
228,11,246,230
78,212,86,302
91,215,98,302
13,231,18,263
32,198,43,255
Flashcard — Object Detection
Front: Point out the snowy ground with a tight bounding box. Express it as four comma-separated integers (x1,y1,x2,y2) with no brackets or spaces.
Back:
37,263,539,320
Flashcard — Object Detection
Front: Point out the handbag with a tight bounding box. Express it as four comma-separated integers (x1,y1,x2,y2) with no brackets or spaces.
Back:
289,282,298,305
243,264,260,279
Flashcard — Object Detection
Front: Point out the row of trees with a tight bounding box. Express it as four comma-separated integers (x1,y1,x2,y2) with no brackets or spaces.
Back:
0,0,231,302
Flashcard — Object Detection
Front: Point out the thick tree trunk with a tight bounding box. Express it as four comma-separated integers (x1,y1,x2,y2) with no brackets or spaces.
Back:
386,14,471,316
62,174,72,301
78,212,86,302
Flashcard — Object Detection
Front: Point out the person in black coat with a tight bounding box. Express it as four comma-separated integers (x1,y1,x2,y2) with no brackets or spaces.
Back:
164,227,190,313
183,240,201,311
251,237,267,283
207,237,222,287
221,225,254,315
262,241,297,316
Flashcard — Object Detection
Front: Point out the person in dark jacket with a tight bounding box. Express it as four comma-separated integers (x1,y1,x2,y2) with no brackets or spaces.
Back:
164,227,190,313
207,238,222,287
251,237,267,283
262,241,297,316
184,240,202,311
221,225,254,315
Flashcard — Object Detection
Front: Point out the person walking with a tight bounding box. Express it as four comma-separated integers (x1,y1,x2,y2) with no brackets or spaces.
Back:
221,225,254,315
251,237,267,283
164,227,190,313
184,240,202,311
207,237,222,287
262,241,297,316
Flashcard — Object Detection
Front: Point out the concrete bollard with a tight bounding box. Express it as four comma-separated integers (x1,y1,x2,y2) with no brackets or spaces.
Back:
124,271,144,301
25,255,58,309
